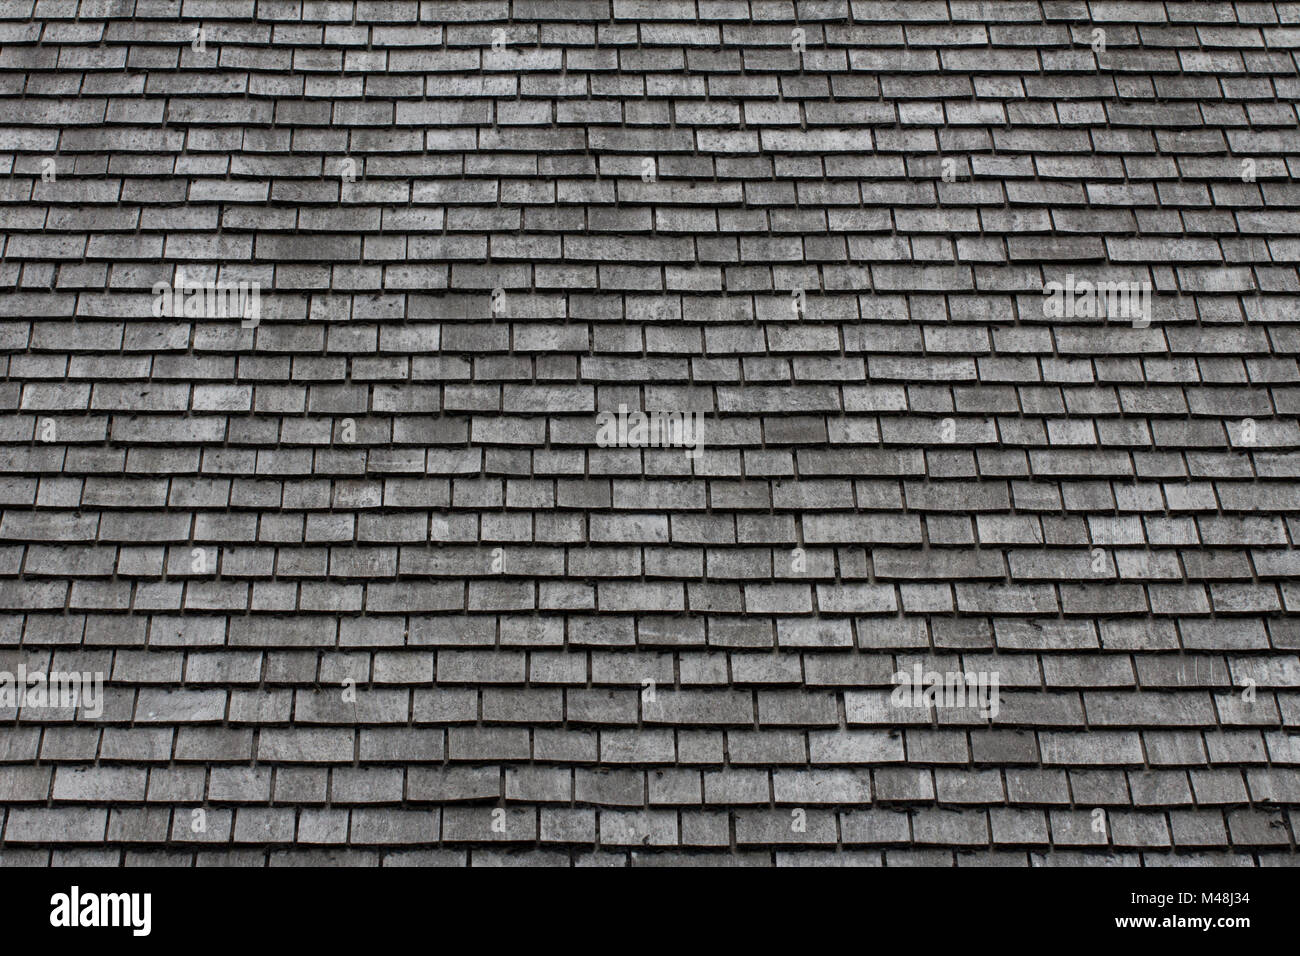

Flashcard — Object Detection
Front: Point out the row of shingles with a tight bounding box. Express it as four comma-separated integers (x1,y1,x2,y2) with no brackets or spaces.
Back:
5,418,1289,535
2,310,1295,391
0,847,1277,867
1,214,1292,307
0,312,1294,621
0,642,1286,746
0,671,1289,816
1,548,1293,619
4,0,1288,32
9,142,1300,213
2,612,1294,670
5,14,1294,165
0,512,1292,570
2,287,1289,632
0,537,1296,603
0,631,1287,689
5,316,1295,417
157,27,1298,92
3,0,1297,27
6,328,1296,422
5,295,1294,400
2,94,1300,291
0,648,1292,763
6,109,1299,202
3,406,1294,468
8,0,1298,32
0,619,1292,745
0,623,1293,690
0,665,1279,858
0,621,1292,693
12,7,1300,69
0,754,1293,858
0,606,1291,667
5,174,1295,262
7,327,1289,439
0,686,1289,858
0,807,1288,862
29,17,1294,67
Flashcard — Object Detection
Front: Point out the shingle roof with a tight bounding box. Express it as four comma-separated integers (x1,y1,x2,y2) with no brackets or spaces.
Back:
0,0,1298,866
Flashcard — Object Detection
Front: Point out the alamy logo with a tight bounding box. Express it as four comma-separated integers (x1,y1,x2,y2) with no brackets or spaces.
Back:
1042,274,1152,327
0,667,103,718
891,664,1000,719
50,886,151,936
595,404,705,459
152,268,261,327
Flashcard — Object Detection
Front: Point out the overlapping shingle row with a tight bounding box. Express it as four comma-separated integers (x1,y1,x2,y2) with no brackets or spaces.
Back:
0,0,1297,866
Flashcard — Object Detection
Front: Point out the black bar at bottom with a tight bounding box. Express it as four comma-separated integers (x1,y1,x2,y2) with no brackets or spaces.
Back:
0,865,1275,943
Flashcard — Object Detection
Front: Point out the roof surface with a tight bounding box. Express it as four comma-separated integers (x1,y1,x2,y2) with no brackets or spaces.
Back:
0,0,1298,865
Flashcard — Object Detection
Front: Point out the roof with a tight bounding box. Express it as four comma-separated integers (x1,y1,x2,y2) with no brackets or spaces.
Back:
0,0,1297,865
